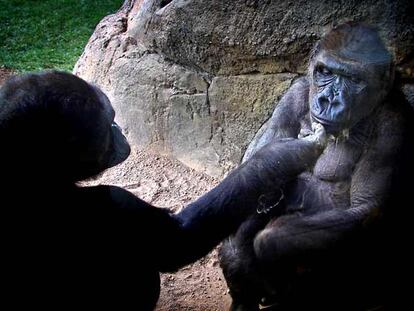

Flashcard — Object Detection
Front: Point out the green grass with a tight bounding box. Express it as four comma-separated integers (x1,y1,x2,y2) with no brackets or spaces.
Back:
0,0,124,72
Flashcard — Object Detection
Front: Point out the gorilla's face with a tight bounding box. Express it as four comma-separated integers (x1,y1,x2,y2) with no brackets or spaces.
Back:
309,51,387,135
307,23,393,136
73,85,131,181
0,71,131,182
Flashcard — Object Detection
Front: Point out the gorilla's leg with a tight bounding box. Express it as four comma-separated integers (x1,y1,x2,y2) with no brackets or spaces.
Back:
219,212,289,311
251,213,389,310
220,216,267,311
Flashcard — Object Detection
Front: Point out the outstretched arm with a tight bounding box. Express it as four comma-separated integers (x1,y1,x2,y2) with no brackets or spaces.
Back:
160,126,326,271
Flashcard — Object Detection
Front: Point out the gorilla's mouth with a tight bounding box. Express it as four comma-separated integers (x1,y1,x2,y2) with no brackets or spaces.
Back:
311,113,344,135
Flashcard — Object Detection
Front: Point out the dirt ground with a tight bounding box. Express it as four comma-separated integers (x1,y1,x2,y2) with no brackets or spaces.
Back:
0,68,231,310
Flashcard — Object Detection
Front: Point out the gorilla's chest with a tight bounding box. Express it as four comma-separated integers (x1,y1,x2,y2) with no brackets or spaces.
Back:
285,139,364,213
313,139,362,181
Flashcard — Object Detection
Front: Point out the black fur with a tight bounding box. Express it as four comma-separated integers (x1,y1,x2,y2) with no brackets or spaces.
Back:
1,71,325,310
219,23,413,311
0,71,170,310
169,137,324,271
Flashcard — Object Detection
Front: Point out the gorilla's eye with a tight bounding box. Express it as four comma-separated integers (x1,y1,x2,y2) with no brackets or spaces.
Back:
350,76,362,84
316,66,332,77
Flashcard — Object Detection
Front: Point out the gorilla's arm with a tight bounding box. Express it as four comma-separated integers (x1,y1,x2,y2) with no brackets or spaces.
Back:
243,78,310,161
78,185,179,260
88,134,323,271
253,111,403,263
161,134,325,271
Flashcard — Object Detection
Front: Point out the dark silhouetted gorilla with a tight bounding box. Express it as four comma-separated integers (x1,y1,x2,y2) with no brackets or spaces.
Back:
0,71,328,310
219,23,414,311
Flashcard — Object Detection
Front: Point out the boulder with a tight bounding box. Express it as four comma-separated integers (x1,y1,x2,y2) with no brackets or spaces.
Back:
74,0,413,177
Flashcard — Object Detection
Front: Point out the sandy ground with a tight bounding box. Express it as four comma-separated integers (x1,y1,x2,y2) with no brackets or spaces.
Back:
1,68,231,310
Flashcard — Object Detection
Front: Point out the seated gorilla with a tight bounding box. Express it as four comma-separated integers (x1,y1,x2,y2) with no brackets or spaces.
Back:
219,22,414,310
0,71,328,310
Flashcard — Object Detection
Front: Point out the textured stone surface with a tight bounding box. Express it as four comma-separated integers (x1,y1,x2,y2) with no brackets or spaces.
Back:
74,0,413,177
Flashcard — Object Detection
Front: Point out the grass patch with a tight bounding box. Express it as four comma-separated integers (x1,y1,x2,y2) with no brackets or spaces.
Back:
0,0,124,72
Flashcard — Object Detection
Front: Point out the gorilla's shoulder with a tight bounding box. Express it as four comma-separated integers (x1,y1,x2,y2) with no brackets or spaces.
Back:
293,76,310,88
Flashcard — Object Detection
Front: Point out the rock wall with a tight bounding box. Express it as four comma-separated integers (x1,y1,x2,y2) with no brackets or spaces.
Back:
74,0,413,177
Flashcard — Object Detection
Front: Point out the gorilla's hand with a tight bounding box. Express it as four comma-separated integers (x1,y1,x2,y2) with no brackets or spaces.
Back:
247,129,325,187
299,122,327,148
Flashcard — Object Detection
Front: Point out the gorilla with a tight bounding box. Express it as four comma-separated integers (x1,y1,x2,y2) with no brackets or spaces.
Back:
219,23,414,310
0,71,328,310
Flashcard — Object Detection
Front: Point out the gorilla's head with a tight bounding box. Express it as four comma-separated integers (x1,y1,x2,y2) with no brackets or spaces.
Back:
0,71,130,182
308,23,394,135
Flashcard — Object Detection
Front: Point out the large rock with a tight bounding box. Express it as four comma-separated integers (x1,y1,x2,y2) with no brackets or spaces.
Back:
74,0,413,177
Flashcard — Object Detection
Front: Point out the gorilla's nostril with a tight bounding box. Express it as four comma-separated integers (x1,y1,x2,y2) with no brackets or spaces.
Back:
317,97,329,111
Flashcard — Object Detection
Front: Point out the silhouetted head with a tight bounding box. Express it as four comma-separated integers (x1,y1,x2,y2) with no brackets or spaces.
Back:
0,71,130,182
